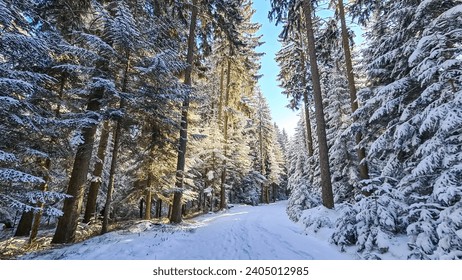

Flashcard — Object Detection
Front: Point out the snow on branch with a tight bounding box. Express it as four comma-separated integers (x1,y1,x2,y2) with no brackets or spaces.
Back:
0,150,17,163
0,78,35,96
72,31,117,58
0,168,45,184
25,190,71,205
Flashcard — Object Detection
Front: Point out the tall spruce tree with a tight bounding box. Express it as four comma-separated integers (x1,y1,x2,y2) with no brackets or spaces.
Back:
270,0,334,208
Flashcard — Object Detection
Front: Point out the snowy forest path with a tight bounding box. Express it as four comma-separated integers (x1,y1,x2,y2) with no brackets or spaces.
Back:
21,201,348,260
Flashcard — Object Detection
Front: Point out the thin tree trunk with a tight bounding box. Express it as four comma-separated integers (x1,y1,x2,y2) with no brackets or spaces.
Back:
101,51,131,234
301,0,334,209
29,185,46,244
203,193,207,213
83,120,110,223
298,26,314,156
139,198,144,219
52,80,105,243
210,189,214,212
168,202,172,220
170,0,198,223
218,63,225,125
259,114,267,204
156,198,162,218
199,173,204,212
144,178,152,220
29,159,51,244
101,119,120,234
337,0,369,180
220,57,232,210
272,183,277,202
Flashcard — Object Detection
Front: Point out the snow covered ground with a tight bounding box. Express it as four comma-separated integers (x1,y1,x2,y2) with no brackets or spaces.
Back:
21,201,353,260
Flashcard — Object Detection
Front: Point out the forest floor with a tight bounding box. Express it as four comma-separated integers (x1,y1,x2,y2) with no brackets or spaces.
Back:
5,201,353,260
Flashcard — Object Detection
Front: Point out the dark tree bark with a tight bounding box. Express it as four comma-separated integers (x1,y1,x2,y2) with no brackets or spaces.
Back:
83,120,110,223
52,81,105,243
170,0,198,223
14,211,33,237
139,198,144,219
168,203,172,220
337,0,369,180
155,198,162,218
301,0,334,209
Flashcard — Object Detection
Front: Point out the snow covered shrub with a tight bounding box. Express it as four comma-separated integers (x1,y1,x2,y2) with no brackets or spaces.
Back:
300,206,337,234
434,204,462,259
332,178,407,258
330,204,358,251
286,179,321,222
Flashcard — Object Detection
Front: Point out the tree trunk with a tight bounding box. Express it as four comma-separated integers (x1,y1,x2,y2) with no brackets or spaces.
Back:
83,120,110,223
139,198,144,219
298,26,314,156
101,51,130,234
155,198,162,218
29,186,45,244
272,183,277,202
220,57,232,210
210,189,214,212
168,202,172,220
29,158,51,244
218,63,225,125
258,106,268,204
101,120,121,234
52,81,105,243
301,0,334,209
145,180,152,220
170,0,198,223
14,211,33,237
337,0,369,180
198,185,204,212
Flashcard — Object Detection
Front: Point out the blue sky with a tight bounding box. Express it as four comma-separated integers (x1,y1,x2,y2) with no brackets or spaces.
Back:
251,0,300,136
